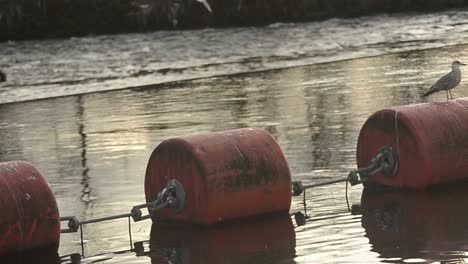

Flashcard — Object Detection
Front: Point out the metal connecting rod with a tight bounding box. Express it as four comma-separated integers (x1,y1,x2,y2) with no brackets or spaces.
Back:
60,179,185,233
292,146,398,196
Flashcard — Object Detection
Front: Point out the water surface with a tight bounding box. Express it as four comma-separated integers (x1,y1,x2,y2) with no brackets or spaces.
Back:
2,10,468,103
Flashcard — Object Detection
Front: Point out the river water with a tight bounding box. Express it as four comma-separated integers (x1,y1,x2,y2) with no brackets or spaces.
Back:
2,9,468,264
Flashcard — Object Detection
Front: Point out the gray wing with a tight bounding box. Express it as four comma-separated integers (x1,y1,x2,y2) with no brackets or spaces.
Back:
430,72,457,91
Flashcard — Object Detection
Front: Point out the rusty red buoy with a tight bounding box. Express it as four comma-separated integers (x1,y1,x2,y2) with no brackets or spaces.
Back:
357,99,468,189
145,128,292,225
0,161,60,254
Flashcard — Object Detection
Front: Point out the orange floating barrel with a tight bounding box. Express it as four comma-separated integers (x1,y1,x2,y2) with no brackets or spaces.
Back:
357,99,468,189
144,128,292,225
0,161,60,254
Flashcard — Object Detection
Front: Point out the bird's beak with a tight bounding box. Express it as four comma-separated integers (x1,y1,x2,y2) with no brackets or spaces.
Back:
461,62,467,66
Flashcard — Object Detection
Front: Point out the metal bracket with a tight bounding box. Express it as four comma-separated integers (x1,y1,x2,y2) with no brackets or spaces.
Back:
291,145,399,195
132,179,186,222
60,179,186,233
348,145,399,186
60,216,80,233
292,181,305,196
359,146,398,178
163,179,185,212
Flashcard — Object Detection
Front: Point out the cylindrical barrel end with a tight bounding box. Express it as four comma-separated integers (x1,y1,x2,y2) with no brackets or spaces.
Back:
145,128,292,225
357,99,468,189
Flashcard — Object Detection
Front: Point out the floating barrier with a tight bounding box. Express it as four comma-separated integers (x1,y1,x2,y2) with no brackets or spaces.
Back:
145,128,292,225
147,213,296,264
1,128,293,254
357,99,468,189
0,161,60,255
12,107,468,256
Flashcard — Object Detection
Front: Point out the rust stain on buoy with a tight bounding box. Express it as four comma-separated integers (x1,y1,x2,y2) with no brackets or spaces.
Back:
145,128,292,225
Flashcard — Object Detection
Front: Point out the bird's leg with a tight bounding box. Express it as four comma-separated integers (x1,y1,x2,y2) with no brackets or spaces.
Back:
449,89,454,100
446,90,449,101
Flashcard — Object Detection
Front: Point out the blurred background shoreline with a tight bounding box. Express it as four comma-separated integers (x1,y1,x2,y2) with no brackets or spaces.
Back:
2,0,468,41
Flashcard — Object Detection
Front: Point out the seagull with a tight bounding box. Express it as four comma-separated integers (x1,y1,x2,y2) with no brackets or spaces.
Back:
423,60,466,101
0,70,5,82
196,0,212,13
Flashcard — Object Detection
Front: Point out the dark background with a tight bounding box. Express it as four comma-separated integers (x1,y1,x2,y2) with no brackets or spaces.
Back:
1,0,468,41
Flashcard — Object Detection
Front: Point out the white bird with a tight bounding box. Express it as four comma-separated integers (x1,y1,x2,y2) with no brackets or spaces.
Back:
196,0,212,13
423,60,466,100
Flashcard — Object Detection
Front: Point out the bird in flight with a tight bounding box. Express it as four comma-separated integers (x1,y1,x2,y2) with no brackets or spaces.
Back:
423,60,465,101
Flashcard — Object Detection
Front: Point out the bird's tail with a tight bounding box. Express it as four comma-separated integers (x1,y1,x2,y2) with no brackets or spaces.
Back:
422,87,438,97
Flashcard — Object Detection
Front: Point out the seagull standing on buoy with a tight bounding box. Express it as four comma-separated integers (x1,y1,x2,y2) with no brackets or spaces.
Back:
423,60,465,101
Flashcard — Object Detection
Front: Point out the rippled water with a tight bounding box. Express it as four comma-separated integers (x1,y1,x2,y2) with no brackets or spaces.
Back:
2,10,468,104
2,9,468,264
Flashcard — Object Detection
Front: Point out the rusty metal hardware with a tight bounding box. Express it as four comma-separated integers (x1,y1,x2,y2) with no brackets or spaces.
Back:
292,146,398,196
60,179,185,233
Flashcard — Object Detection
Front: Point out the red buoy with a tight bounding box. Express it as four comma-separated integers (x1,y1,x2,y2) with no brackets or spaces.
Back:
357,99,468,189
145,128,292,225
0,161,60,254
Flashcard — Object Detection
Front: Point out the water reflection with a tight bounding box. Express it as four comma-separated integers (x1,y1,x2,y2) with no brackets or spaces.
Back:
361,183,468,263
55,214,295,264
144,213,296,264
76,95,95,206
0,247,60,264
